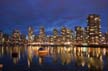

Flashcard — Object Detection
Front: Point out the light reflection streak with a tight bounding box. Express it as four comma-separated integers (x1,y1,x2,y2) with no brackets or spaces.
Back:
0,46,108,70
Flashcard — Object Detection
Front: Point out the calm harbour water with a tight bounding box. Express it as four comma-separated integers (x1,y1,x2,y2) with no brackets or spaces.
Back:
0,46,108,71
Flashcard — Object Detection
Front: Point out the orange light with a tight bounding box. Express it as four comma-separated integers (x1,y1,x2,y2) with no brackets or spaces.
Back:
0,64,3,68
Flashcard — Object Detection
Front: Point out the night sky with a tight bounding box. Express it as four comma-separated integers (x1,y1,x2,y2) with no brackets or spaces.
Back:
0,0,108,35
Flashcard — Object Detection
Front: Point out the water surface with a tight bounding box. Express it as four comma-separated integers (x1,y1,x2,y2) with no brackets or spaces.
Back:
0,46,108,71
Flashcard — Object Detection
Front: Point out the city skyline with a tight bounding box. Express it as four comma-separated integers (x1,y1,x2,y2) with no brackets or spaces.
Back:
0,15,107,35
0,14,108,46
0,14,106,35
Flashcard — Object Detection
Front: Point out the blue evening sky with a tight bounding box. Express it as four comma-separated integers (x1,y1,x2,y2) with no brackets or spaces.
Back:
0,0,108,35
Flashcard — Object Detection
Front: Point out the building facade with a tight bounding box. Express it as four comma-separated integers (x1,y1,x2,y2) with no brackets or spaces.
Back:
87,14,101,44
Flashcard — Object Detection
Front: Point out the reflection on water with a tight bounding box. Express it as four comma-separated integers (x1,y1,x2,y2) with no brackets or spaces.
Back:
0,46,108,71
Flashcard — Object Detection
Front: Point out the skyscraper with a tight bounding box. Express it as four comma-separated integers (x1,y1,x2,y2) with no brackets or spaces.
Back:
12,30,21,40
87,14,101,44
28,26,34,43
104,32,108,44
53,28,58,43
39,26,46,42
75,26,84,44
0,31,3,44
61,26,67,42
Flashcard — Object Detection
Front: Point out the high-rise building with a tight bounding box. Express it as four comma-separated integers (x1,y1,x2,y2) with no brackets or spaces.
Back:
104,32,108,44
99,33,106,44
61,26,73,44
39,26,46,42
12,29,21,42
28,26,34,43
84,27,89,43
61,26,67,36
53,28,58,43
53,28,58,37
61,26,67,42
87,14,101,44
0,31,3,43
75,26,84,44
66,28,73,42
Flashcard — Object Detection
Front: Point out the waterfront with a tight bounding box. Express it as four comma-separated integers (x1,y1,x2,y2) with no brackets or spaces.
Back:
0,46,108,71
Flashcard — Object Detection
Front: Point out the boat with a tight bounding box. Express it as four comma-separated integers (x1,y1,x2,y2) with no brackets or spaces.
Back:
0,64,3,69
38,47,48,57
